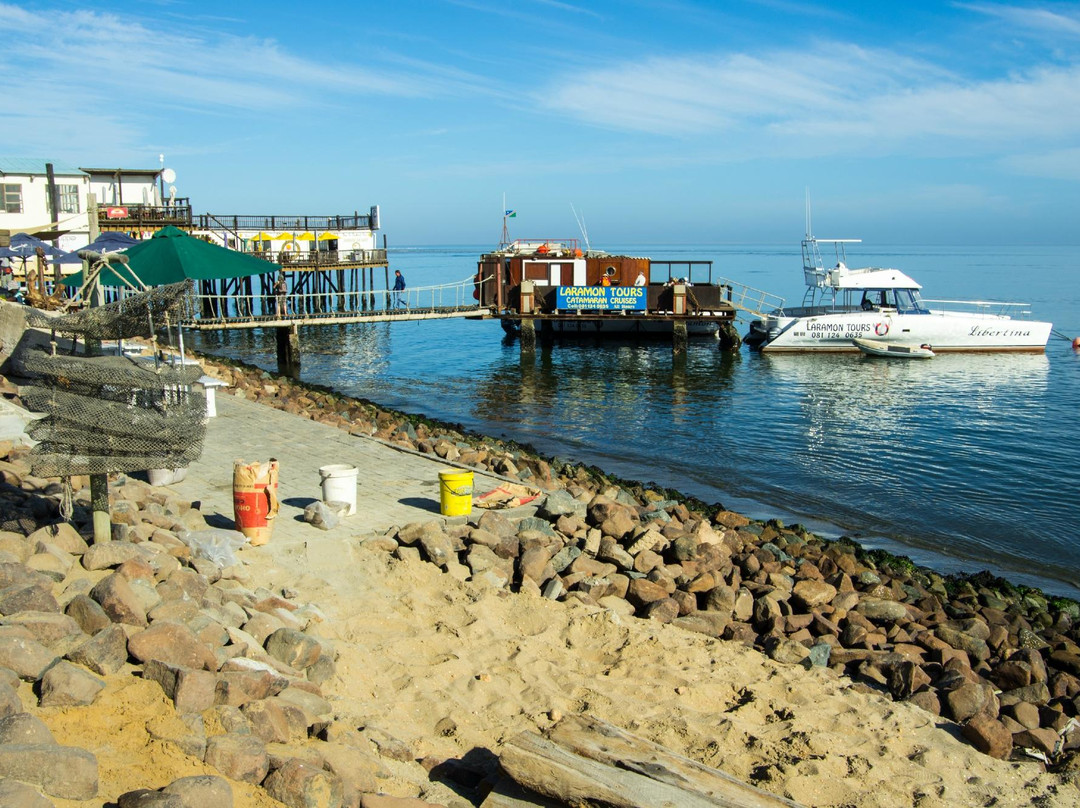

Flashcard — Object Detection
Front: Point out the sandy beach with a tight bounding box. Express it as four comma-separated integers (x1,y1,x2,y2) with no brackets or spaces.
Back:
0,325,1076,806
5,356,1072,807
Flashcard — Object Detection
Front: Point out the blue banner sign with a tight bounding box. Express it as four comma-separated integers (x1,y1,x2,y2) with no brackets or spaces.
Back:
556,286,647,311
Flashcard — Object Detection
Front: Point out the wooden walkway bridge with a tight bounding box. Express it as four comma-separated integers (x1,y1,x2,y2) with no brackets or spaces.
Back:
182,275,490,330
180,275,492,376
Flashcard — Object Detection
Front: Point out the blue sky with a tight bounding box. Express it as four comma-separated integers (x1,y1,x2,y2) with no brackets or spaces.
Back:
3,1,1079,245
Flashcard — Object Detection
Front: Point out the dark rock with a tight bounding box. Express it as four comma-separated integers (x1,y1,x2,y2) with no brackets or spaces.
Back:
204,733,268,784
962,715,1013,759
64,594,112,635
302,502,339,531
118,788,184,807
81,541,143,571
0,745,98,799
943,682,998,723
143,660,217,714
0,680,22,719
0,581,59,614
264,628,321,670
38,660,105,707
1013,727,1059,756
128,622,216,671
0,636,56,681
89,573,148,627
997,682,1051,708
0,713,55,745
643,598,679,623
263,757,344,808
215,669,287,707
0,778,54,808
65,623,129,676
161,774,233,808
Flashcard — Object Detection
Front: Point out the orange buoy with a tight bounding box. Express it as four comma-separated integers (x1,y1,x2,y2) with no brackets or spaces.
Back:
1073,336,1080,350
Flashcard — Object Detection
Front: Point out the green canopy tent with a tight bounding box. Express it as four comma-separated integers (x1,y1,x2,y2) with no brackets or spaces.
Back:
63,225,279,288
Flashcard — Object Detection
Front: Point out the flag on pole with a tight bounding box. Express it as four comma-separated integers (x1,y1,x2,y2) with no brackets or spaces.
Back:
504,210,517,218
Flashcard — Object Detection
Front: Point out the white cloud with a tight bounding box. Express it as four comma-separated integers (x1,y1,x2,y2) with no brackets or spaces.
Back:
537,41,1080,158
960,2,1080,39
1000,147,1080,180
0,3,494,113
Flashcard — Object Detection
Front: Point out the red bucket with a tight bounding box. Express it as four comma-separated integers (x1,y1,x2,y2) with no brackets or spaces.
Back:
232,458,279,546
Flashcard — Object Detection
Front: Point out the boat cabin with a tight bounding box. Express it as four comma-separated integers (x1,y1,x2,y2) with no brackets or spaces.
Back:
475,239,731,318
787,235,929,317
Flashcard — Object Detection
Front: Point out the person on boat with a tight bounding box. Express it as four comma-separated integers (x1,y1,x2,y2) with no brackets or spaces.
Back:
600,274,612,287
393,270,407,309
634,271,647,286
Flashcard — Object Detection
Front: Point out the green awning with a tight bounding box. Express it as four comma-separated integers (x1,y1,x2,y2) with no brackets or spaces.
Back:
64,226,280,288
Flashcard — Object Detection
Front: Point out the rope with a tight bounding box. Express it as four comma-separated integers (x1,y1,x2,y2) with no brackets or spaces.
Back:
1051,329,1075,342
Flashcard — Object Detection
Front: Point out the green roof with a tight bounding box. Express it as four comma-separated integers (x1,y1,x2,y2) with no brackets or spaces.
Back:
0,158,86,177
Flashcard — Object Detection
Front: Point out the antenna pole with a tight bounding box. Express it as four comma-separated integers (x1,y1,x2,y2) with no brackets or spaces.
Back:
501,193,509,246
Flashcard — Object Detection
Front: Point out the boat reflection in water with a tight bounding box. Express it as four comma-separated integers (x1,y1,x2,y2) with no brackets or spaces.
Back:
751,351,1075,595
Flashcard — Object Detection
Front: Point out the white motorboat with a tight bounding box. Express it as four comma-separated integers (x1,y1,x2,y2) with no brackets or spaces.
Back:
744,232,1052,354
854,337,935,359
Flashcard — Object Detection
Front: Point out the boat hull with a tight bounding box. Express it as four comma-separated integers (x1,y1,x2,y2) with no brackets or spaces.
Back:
503,318,718,338
853,337,934,358
752,310,1050,353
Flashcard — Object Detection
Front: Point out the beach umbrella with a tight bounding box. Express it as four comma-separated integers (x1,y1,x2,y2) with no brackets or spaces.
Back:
275,232,294,241
68,232,138,254
64,226,279,288
317,232,338,241
295,231,316,241
10,232,71,259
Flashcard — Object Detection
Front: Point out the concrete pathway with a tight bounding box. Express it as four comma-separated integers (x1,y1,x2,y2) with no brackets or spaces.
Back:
169,392,509,560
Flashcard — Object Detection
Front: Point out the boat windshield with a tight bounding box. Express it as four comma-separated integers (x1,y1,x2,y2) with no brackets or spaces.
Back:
860,288,929,313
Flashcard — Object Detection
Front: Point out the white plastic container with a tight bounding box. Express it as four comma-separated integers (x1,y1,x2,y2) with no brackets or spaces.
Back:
319,464,358,515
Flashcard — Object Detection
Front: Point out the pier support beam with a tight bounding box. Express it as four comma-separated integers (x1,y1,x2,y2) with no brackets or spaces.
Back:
520,319,536,354
672,321,688,356
718,321,742,352
276,325,301,378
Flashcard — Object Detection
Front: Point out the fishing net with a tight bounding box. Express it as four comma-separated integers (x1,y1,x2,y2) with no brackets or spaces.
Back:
20,283,207,477
24,281,194,341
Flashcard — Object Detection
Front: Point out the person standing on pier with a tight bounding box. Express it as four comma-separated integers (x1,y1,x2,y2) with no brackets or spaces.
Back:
393,270,407,309
274,272,289,316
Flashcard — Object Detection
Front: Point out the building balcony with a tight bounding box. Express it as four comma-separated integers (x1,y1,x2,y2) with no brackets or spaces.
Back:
96,200,193,231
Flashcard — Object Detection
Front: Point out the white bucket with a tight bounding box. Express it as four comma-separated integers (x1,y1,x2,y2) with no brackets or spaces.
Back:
319,464,358,515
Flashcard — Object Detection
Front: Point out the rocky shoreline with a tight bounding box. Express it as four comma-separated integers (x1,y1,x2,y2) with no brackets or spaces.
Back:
195,354,1080,765
0,350,1077,805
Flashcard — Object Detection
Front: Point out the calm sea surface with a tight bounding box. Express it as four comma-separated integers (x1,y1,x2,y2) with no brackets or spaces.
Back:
190,244,1080,599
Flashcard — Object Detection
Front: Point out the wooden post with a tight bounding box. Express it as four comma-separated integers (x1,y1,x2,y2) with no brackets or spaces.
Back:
81,193,111,544
520,319,536,354
276,324,301,378
673,320,688,356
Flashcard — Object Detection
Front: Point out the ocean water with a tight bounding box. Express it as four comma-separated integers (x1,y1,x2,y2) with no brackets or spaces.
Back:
189,243,1080,598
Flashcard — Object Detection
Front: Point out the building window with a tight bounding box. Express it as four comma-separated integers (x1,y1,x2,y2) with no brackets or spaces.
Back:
58,184,80,214
1,184,22,214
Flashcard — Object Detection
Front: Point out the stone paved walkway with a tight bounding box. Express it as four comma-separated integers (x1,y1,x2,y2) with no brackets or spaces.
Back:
169,392,508,565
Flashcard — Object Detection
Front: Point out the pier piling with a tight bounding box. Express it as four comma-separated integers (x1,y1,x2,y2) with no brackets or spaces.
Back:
276,324,301,378
672,321,688,355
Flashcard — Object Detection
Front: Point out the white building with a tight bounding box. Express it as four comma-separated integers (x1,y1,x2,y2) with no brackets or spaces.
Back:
0,158,92,252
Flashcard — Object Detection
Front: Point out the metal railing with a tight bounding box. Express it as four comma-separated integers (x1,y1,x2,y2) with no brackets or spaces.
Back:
186,274,486,325
194,212,374,232
96,201,193,227
714,276,786,319
260,248,388,268
920,299,1035,318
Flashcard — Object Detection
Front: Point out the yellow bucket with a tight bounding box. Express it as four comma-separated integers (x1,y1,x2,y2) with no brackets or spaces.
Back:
438,469,474,516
